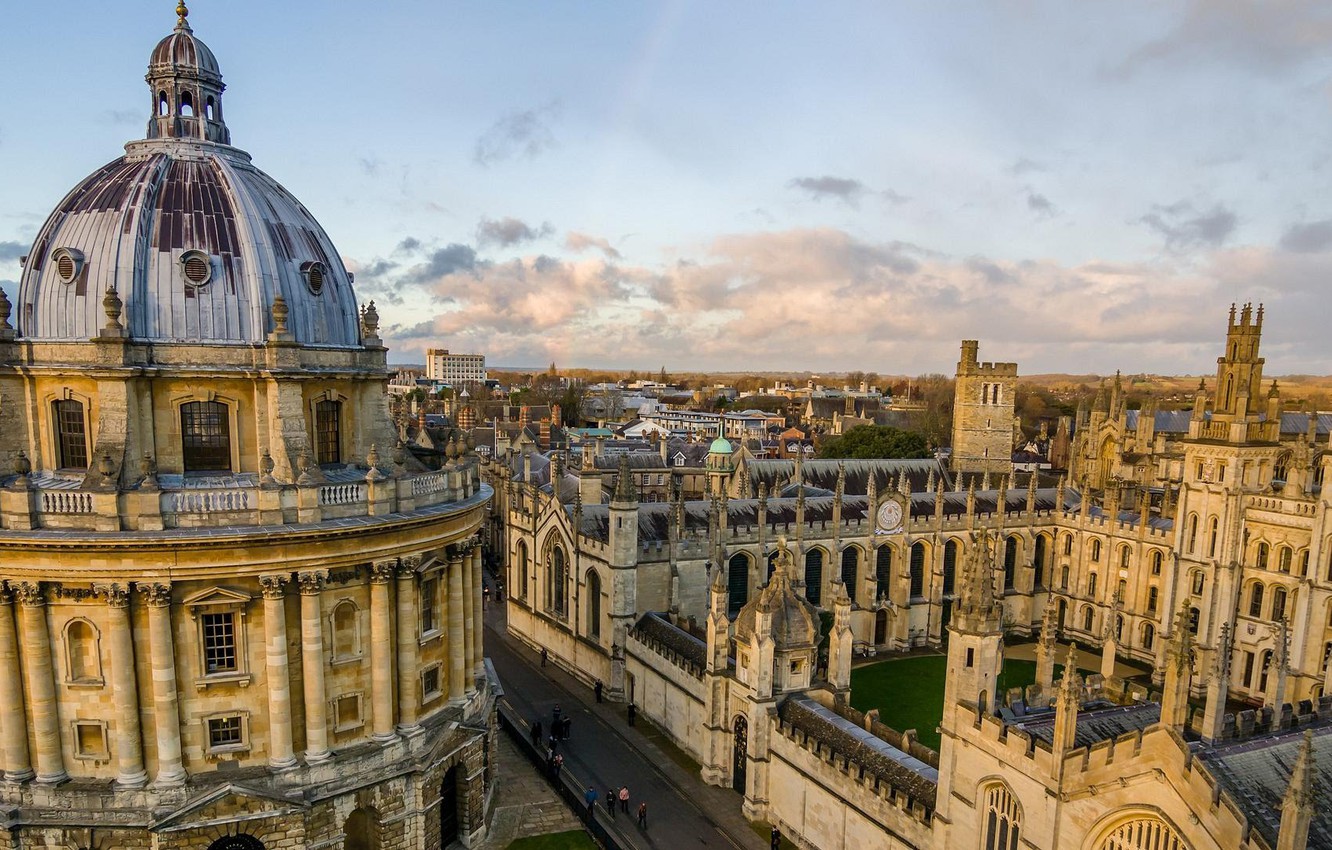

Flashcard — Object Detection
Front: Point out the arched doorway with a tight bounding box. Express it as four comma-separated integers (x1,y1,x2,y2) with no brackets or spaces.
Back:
440,765,460,847
731,715,748,794
874,609,889,644
207,837,265,850
344,807,381,850
940,598,953,635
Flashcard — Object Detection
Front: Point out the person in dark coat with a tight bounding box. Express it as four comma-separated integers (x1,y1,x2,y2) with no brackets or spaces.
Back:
562,716,571,740
584,786,596,819
606,788,616,816
594,680,603,702
771,826,782,849
627,703,636,726
637,801,648,829
541,647,548,666
531,719,542,746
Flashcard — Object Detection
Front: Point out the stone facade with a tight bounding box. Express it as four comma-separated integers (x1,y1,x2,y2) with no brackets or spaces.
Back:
950,339,1018,476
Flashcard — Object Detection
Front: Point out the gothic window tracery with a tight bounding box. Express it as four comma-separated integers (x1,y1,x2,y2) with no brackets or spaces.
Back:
980,782,1021,850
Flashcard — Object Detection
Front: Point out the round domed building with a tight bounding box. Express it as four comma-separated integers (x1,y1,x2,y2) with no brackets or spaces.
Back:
0,6,494,849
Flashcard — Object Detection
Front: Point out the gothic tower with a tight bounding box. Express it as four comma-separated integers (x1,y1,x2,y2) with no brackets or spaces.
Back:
950,340,1017,477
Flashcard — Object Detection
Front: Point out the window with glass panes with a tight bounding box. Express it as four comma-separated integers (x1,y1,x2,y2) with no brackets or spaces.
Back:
202,612,237,673
315,399,341,465
180,401,231,472
421,576,439,633
54,399,88,469
207,715,243,748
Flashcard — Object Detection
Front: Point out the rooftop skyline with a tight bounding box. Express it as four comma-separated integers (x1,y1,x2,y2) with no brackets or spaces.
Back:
2,1,1331,374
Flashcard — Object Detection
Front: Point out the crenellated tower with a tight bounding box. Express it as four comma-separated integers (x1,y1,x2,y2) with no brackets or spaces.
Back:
950,340,1017,477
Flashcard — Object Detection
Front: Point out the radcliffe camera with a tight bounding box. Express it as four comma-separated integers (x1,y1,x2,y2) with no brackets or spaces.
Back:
0,4,1327,850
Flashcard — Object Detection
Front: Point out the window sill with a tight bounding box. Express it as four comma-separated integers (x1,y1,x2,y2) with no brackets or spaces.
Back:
73,752,111,763
334,720,365,734
422,689,443,705
330,655,363,669
205,744,250,760
419,629,443,648
65,678,105,690
194,672,251,691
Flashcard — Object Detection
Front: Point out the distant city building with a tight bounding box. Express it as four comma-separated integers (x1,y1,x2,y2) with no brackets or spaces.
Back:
425,348,487,384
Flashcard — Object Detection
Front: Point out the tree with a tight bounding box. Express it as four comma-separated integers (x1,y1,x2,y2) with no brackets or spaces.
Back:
659,366,668,384
908,373,955,449
818,426,930,460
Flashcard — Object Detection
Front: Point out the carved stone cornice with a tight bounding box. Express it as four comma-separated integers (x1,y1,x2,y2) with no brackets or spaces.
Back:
396,555,422,578
12,581,44,607
97,583,132,609
370,560,398,584
297,570,328,596
259,574,290,600
140,583,172,608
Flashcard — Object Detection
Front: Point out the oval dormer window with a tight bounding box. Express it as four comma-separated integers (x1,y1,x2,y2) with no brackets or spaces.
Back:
52,247,85,285
301,260,326,295
180,250,213,287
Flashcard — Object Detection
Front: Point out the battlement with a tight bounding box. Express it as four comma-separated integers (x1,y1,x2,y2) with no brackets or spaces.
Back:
955,340,1019,378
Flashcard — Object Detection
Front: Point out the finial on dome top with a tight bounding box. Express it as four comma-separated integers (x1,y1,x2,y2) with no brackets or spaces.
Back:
176,1,190,26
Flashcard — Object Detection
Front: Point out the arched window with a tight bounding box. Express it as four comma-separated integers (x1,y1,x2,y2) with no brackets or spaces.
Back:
1274,452,1291,484
840,547,859,604
1060,565,1069,590
1248,583,1265,618
53,398,89,470
1003,537,1018,591
875,546,892,601
1116,579,1127,605
909,543,926,599
179,90,194,117
1257,542,1270,569
1278,546,1293,574
980,783,1021,850
1191,571,1205,595
1146,586,1158,614
1115,614,1124,640
1088,572,1098,598
205,96,216,120
1187,514,1198,553
1119,545,1131,569
1083,606,1094,632
1056,598,1067,629
1204,516,1218,557
64,619,101,683
315,399,342,465
1141,623,1155,650
158,90,169,116
1090,539,1102,562
943,539,959,596
206,835,265,850
727,553,750,616
331,600,360,660
805,549,824,606
180,400,232,473
1092,815,1186,850
517,540,529,599
344,806,381,850
1300,549,1310,577
1188,607,1200,633
1271,586,1288,621
1063,534,1073,556
1033,535,1048,588
1150,550,1163,576
585,569,602,638
552,546,567,616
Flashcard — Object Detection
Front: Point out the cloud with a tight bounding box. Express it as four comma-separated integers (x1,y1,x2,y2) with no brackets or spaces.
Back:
1139,201,1237,251
396,237,422,254
476,217,553,248
0,241,24,263
1009,157,1048,176
1279,220,1332,253
1119,1,1332,75
97,109,139,126
565,232,622,260
403,244,479,286
1027,193,1057,217
473,103,559,167
357,156,383,177
789,176,868,206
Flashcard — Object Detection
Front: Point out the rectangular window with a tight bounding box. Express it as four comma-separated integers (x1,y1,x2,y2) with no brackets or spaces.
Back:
54,399,88,469
207,715,244,749
315,399,341,465
334,694,362,731
202,612,237,674
421,576,440,634
422,665,442,701
1243,651,1255,688
180,401,232,473
74,721,107,759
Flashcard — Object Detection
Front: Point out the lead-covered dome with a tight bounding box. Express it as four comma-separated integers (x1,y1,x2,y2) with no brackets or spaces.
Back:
15,5,361,348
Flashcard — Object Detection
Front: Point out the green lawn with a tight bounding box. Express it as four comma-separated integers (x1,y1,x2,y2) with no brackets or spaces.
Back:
506,830,598,850
850,655,1068,752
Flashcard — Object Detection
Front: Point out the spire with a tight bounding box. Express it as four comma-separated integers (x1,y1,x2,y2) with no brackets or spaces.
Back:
1160,602,1194,731
613,454,637,504
1277,731,1316,850
956,532,1001,631
1052,646,1081,777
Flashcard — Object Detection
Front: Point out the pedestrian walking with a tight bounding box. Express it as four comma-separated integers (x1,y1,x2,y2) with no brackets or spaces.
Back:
619,786,630,813
627,703,636,726
637,801,647,829
541,647,548,667
551,753,563,778
562,716,571,740
594,680,603,702
584,786,596,820
483,586,491,606
771,826,782,849
530,719,542,746
606,789,616,816
553,704,562,725
548,734,558,754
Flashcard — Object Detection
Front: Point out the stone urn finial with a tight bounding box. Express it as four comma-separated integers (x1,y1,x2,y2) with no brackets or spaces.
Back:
259,448,276,484
0,287,12,331
97,452,116,481
271,294,290,335
392,439,407,468
139,452,159,489
12,450,31,489
362,300,380,336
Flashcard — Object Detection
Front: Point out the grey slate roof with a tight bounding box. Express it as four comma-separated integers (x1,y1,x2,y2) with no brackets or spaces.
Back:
630,612,706,673
1016,701,1160,749
743,458,949,498
1201,724,1332,849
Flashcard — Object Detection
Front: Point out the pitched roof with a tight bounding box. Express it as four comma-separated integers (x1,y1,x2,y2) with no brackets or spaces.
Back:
742,458,948,498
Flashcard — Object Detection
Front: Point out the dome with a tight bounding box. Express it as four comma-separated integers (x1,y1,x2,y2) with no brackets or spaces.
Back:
14,5,361,348
709,435,733,454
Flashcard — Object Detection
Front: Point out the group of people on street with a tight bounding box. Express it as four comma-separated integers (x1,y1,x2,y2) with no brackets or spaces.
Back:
583,785,647,829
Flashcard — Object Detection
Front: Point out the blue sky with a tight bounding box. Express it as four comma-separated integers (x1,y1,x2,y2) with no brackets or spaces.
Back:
2,1,1332,375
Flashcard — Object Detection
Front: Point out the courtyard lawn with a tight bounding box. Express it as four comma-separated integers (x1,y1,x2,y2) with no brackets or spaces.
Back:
850,655,1053,752
506,830,598,850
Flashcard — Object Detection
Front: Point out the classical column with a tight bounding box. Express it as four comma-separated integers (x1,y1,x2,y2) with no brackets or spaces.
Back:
448,550,466,702
462,545,475,692
102,583,146,787
370,560,398,742
0,585,33,781
396,557,421,734
471,545,485,677
15,582,65,784
298,570,331,763
260,575,297,771
143,583,185,786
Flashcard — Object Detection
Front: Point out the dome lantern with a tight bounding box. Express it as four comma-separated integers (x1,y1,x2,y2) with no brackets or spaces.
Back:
145,2,230,144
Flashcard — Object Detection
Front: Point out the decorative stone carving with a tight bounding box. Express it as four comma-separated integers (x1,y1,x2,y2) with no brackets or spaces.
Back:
370,560,397,583
139,452,158,489
140,583,172,608
297,570,327,595
259,574,289,599
396,555,422,577
271,293,289,335
98,583,132,608
0,286,12,330
12,581,44,607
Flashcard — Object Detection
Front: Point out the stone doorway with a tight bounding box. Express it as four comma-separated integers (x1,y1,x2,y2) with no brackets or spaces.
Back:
731,715,748,794
440,765,460,847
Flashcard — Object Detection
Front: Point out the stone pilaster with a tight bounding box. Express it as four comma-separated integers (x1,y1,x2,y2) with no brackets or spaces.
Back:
15,581,66,784
396,556,421,734
471,545,485,677
260,574,297,771
462,545,475,693
143,583,185,786
101,583,146,787
448,550,466,702
370,560,398,742
298,570,331,762
0,585,33,782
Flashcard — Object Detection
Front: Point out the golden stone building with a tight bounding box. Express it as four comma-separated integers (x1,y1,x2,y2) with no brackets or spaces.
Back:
0,7,494,849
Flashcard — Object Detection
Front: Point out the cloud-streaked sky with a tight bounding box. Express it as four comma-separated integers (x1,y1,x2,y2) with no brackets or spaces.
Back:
2,1,1332,375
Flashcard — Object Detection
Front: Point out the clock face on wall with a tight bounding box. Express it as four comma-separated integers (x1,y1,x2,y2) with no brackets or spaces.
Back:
876,499,904,534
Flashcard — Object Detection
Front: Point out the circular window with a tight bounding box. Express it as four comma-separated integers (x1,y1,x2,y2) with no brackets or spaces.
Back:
301,261,326,295
180,250,212,287
52,248,85,285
